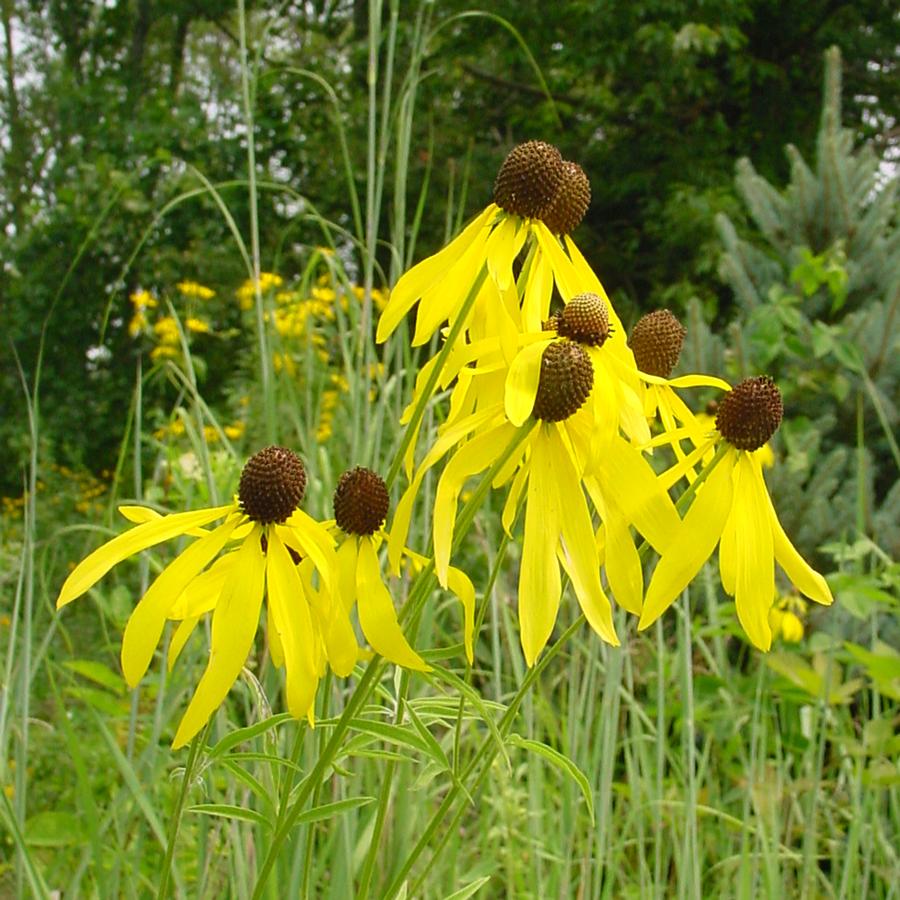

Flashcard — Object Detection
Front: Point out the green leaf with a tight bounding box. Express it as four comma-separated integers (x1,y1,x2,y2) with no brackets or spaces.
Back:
206,713,295,760
25,811,86,847
507,734,595,825
291,796,374,827
188,804,270,828
442,876,492,899
62,659,126,693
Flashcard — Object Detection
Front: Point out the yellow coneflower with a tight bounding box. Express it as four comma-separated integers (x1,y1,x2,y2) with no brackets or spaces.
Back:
57,447,341,747
638,377,833,650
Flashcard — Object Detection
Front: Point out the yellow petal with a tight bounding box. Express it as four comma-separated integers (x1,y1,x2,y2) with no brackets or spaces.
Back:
602,501,644,617
267,531,319,719
171,529,267,748
504,338,551,426
335,531,360,613
356,537,429,671
639,452,735,630
562,234,625,333
278,512,337,595
551,429,618,644
120,517,238,687
518,428,561,665
433,422,515,584
169,551,237,619
445,565,476,663
502,454,531,536
485,216,526,292
57,504,235,608
521,248,553,332
533,223,578,299
596,436,681,553
733,453,774,651
118,505,212,538
718,504,737,597
665,373,732,392
168,616,200,672
413,223,493,346
376,206,494,342
388,405,501,573
766,479,834,607
267,601,285,668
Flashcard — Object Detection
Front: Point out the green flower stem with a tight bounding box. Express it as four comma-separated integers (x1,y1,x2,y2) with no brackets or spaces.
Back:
251,660,383,899
252,420,530,896
355,668,411,899
157,724,209,900
385,615,587,898
384,262,489,490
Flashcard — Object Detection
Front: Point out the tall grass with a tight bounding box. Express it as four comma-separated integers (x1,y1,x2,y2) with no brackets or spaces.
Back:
2,3,898,898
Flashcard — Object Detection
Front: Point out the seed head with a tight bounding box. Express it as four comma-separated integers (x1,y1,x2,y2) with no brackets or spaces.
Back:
628,309,687,378
715,376,783,451
556,292,611,347
532,340,594,422
239,446,307,524
493,141,564,219
540,162,591,234
333,467,390,536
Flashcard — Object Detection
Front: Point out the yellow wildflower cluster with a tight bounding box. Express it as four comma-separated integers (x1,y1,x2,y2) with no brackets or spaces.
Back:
237,272,284,310
177,280,216,300
128,289,158,338
153,419,246,444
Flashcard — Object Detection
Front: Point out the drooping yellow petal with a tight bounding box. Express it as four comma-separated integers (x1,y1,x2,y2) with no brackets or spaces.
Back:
118,505,212,538
376,205,494,342
120,517,239,688
57,504,235,608
501,453,531,536
639,452,735,630
445,565,476,664
765,477,834,606
267,601,285,667
388,405,502,573
433,422,516,584
562,234,625,333
733,453,774,651
521,245,553,332
267,530,319,719
168,616,201,672
413,220,495,346
278,512,337,595
171,529,267,748
334,532,360,614
533,223,578,299
602,500,644,617
356,536,429,671
718,504,737,597
504,338,552,426
485,216,526,293
169,551,237,619
551,428,618,645
518,428,562,665
596,435,681,553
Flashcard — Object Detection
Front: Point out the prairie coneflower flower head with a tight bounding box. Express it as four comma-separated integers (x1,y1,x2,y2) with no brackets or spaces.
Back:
56,446,342,748
639,377,833,650
628,309,731,477
327,467,475,667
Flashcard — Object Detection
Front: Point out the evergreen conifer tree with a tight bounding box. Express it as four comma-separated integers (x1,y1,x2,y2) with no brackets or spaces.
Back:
714,47,899,556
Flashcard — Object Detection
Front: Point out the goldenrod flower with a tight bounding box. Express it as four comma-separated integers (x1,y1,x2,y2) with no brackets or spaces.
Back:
177,280,216,300
56,447,340,748
185,317,211,334
327,467,473,669
639,377,833,650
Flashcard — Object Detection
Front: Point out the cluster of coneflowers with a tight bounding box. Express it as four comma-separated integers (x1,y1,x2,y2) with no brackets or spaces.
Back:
57,141,832,747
